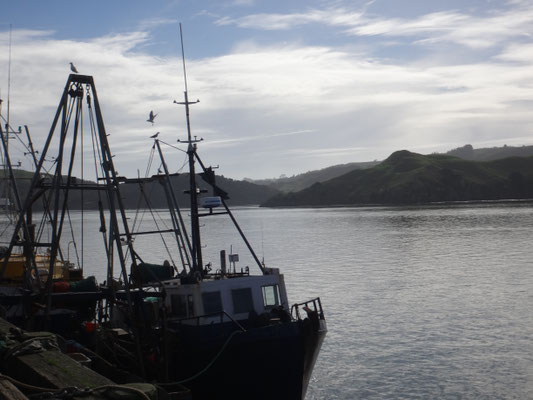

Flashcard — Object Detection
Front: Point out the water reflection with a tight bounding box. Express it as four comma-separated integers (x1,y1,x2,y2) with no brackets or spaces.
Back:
4,202,532,398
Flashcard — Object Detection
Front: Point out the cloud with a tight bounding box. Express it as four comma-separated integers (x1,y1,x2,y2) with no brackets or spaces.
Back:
138,17,179,31
230,0,256,6
216,8,365,30
2,1,533,181
216,2,533,50
204,129,315,149
497,43,533,63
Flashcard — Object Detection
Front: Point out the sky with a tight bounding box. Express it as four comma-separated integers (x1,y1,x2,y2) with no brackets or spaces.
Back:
1,0,533,180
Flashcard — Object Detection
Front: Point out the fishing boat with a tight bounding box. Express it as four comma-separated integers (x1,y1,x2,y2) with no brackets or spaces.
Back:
118,136,327,399
104,27,327,399
0,79,101,335
0,47,325,398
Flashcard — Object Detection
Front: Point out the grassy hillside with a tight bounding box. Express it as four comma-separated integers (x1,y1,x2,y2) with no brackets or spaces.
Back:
251,161,379,192
1,170,280,210
262,150,533,207
251,144,533,195
446,144,533,161
119,173,280,208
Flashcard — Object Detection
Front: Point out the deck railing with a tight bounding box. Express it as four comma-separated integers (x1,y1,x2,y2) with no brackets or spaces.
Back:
291,297,325,321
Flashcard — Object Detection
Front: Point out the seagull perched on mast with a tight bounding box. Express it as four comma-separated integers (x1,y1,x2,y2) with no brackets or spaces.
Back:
147,110,158,125
150,132,160,139
69,62,79,73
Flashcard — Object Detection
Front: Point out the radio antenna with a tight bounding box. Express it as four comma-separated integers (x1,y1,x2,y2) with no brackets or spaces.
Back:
179,23,189,94
7,24,12,133
174,23,203,277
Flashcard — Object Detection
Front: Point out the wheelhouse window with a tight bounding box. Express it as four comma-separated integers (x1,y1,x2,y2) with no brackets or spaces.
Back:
202,291,223,314
171,294,187,317
262,284,281,308
171,294,194,318
231,288,254,314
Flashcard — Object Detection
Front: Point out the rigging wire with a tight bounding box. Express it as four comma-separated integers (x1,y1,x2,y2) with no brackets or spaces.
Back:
129,146,156,235
87,88,113,278
136,179,177,268
158,140,189,174
158,139,187,153
65,207,81,268
64,87,87,269
34,93,78,253
0,115,35,157
6,24,11,154
128,146,178,268
80,85,86,271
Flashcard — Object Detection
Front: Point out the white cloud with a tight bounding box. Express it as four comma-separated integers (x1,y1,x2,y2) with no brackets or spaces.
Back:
138,17,178,31
230,0,256,6
3,1,533,181
497,43,533,62
217,2,533,50
216,8,365,30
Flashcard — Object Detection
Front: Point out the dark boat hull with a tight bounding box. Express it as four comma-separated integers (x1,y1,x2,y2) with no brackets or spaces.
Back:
166,318,326,400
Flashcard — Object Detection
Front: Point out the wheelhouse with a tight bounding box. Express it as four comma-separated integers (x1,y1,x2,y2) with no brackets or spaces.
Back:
163,268,289,325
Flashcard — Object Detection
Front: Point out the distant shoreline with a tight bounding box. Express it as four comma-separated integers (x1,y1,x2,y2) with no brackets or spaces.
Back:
260,198,533,209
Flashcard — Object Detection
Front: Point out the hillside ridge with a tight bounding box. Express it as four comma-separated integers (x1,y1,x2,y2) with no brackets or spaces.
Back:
262,150,533,207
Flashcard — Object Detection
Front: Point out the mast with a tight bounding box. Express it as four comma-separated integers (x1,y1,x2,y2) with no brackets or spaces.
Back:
6,25,12,136
174,24,203,278
0,74,146,376
1,25,14,219
6,25,12,215
154,139,193,271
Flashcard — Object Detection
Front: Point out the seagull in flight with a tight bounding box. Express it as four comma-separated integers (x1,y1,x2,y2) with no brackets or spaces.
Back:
150,132,160,139
69,62,79,73
147,110,158,125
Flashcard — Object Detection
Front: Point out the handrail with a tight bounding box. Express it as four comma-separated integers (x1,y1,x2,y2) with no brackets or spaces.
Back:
291,297,325,321
171,310,246,332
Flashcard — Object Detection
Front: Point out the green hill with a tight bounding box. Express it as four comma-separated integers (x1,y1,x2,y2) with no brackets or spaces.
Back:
250,144,533,195
262,150,533,207
1,170,280,211
445,144,533,161
250,161,379,193
119,173,280,208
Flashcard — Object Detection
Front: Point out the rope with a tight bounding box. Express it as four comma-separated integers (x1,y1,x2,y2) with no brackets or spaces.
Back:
159,330,243,385
0,375,153,400
158,140,186,153
0,116,32,156
137,186,176,267
87,95,113,279
157,140,190,175
65,207,81,268
0,373,58,393
91,385,152,400
1,335,60,363
128,147,179,269
129,148,154,244
0,223,11,238
126,149,159,264
80,87,85,272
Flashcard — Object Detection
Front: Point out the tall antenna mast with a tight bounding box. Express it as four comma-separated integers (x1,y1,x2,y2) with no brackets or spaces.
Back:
2,24,14,220
6,24,12,134
180,23,189,98
174,23,203,278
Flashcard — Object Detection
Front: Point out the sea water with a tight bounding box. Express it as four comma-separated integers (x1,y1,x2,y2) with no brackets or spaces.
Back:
2,202,532,399
254,203,533,400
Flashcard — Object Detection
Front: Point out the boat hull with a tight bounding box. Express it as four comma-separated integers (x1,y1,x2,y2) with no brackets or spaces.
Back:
165,318,326,400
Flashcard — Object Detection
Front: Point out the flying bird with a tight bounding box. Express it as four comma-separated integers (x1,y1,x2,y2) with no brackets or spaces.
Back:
147,110,158,124
150,132,160,139
69,62,79,73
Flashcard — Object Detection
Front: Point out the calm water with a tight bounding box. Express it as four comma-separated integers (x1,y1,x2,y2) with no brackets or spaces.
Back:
3,202,532,399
